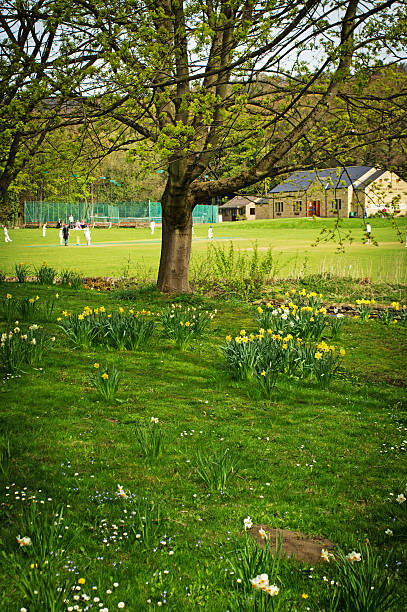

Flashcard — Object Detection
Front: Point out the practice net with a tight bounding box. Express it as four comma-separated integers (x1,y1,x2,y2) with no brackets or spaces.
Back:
24,202,218,224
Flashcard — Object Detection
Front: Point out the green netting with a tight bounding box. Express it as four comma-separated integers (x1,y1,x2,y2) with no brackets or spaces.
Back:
24,202,218,223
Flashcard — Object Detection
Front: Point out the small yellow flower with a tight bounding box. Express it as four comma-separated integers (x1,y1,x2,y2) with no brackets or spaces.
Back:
6,293,12,299
282,344,288,350
225,335,232,342
302,593,309,599
185,321,190,327
35,295,39,300
78,314,84,320
119,307,124,313
340,348,346,356
56,317,62,322
261,370,266,376
78,578,86,585
314,351,322,360
29,298,35,304
55,293,59,298
240,329,246,336
94,363,100,369
257,307,263,314
102,373,109,380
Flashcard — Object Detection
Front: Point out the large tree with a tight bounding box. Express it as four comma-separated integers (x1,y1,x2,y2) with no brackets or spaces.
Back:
74,0,405,292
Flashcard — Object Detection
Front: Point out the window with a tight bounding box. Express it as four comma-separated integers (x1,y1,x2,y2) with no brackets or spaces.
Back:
250,208,255,215
293,200,302,212
332,199,342,210
275,201,284,213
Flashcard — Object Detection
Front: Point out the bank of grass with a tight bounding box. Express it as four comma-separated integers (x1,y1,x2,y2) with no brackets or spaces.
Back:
0,281,406,610
1,217,406,282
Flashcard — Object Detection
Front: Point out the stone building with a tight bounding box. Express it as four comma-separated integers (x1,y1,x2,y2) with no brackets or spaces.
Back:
220,167,407,220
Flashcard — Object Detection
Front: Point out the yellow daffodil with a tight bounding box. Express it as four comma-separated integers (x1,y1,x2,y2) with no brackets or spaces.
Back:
78,578,86,585
225,335,232,342
261,370,266,376
340,348,346,356
94,363,100,368
314,351,322,360
239,329,246,336
102,373,109,380
257,306,263,314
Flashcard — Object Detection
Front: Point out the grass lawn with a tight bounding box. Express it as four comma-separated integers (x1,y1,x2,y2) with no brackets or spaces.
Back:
0,280,406,611
1,218,406,282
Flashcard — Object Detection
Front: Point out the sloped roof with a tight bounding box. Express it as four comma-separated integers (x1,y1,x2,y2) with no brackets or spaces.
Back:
219,196,269,209
270,166,377,193
353,169,386,189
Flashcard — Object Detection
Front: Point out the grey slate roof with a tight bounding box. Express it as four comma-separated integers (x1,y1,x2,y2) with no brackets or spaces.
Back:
270,166,378,193
219,196,269,209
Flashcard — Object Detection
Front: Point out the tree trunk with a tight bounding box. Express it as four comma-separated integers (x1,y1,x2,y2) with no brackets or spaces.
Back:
157,185,194,293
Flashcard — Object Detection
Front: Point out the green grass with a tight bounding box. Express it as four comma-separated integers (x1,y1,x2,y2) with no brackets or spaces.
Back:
0,281,406,610
1,217,406,282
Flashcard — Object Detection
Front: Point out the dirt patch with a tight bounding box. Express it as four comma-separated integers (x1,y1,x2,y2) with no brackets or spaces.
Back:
250,524,334,564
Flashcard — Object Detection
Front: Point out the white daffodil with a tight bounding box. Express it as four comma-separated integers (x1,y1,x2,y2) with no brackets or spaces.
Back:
346,551,361,562
243,516,253,530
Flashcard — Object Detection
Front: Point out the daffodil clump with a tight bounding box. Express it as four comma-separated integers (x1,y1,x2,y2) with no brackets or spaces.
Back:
89,363,121,401
378,301,407,326
135,417,164,460
14,262,31,283
35,262,57,285
58,305,154,350
284,288,323,308
222,331,346,391
2,293,40,322
311,340,345,388
355,298,375,321
255,302,329,343
161,303,216,350
59,267,83,288
0,323,55,372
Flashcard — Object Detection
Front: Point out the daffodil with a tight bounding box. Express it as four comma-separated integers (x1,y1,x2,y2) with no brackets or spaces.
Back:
346,551,361,562
102,373,109,380
94,363,100,368
243,516,252,530
314,351,322,360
